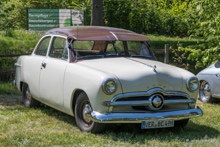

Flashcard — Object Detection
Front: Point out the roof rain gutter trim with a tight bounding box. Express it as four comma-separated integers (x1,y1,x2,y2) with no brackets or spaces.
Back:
110,31,119,41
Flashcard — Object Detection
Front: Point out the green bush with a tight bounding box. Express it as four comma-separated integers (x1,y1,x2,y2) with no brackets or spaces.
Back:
103,0,194,37
0,0,195,37
4,28,14,37
180,0,220,68
0,30,41,74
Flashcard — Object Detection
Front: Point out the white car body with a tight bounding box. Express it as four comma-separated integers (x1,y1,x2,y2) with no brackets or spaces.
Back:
15,26,203,132
197,61,220,103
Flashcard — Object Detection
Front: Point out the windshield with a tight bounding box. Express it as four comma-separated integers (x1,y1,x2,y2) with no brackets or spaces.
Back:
72,41,153,59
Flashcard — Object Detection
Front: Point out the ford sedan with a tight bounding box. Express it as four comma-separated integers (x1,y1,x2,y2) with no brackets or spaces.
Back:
15,26,203,133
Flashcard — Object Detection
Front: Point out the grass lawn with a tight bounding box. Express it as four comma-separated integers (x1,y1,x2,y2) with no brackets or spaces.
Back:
0,83,220,146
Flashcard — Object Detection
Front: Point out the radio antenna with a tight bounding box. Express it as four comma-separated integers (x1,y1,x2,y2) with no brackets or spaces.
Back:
77,25,78,40
76,25,78,62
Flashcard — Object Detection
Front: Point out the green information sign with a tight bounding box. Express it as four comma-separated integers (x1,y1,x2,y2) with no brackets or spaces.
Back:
27,9,84,31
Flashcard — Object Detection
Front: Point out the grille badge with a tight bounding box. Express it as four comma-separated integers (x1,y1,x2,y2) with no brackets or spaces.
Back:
148,94,164,111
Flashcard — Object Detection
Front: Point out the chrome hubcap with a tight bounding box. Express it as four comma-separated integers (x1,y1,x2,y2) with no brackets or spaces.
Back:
26,87,32,100
200,81,211,102
82,103,92,123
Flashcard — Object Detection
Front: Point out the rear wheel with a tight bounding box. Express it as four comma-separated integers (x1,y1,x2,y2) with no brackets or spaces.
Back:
174,119,189,128
199,80,216,103
74,92,105,133
22,83,41,108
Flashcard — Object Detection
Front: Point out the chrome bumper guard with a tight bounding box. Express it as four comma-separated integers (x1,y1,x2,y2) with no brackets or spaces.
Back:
12,80,16,86
91,106,203,123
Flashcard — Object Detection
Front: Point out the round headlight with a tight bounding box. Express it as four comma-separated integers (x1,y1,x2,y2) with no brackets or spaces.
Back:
102,79,117,95
186,77,199,92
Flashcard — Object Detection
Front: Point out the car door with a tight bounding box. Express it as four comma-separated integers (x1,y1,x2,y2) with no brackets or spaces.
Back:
28,35,52,99
39,35,69,109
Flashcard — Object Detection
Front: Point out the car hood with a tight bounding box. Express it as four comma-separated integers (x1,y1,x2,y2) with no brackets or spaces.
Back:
78,57,185,93
197,63,216,75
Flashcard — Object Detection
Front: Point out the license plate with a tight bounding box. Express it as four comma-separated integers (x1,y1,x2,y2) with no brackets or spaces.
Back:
141,119,174,129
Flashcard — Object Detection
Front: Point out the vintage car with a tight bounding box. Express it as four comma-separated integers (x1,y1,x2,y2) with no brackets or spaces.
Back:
15,26,203,133
197,60,220,103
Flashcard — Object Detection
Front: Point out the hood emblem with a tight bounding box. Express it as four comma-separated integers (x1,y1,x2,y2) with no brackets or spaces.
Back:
147,94,164,111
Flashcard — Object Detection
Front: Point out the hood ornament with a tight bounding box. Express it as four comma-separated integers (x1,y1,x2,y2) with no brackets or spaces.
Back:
153,65,156,72
146,64,157,72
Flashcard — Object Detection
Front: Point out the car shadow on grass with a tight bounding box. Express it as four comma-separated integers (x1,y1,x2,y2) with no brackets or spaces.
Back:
0,94,23,107
37,104,77,126
101,122,219,143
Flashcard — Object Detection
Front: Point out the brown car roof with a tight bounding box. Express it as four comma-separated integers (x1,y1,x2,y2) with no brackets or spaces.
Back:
45,26,150,41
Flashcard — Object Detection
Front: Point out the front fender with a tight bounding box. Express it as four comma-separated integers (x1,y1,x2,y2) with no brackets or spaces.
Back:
63,63,122,115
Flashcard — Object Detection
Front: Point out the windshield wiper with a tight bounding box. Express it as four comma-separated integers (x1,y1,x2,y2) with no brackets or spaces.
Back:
130,55,152,59
130,55,144,57
77,55,104,59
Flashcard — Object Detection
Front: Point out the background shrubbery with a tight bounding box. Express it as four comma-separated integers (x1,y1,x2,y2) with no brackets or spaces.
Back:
0,0,195,37
104,0,194,37
1,0,220,71
0,29,42,55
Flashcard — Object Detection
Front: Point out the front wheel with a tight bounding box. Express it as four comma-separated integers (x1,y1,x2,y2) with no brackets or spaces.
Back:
74,92,106,133
22,83,41,108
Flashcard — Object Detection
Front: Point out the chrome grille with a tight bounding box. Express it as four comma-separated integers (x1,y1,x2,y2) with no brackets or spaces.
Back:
115,95,188,102
102,88,196,112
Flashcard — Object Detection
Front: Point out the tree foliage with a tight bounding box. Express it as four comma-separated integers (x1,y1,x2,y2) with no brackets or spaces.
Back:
180,0,220,68
103,0,194,36
0,0,15,30
0,0,14,18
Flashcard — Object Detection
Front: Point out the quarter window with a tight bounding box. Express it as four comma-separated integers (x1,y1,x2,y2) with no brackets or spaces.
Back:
35,37,51,56
127,41,151,57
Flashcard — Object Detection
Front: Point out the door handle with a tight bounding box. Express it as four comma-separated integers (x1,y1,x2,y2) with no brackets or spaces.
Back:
216,73,220,77
42,62,47,68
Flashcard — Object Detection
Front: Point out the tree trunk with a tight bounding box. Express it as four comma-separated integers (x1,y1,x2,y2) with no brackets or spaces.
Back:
91,0,104,26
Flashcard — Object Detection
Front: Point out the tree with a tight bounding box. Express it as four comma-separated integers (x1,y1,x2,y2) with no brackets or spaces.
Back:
0,0,15,30
180,0,220,68
91,0,104,26
0,0,14,18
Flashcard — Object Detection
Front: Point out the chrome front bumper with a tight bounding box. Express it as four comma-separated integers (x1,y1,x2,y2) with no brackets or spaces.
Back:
91,106,203,123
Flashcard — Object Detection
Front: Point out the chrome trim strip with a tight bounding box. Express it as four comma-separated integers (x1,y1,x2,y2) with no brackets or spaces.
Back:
91,106,203,123
111,88,190,103
212,94,220,99
15,63,21,67
110,31,119,41
164,99,196,105
108,88,191,112
103,99,195,107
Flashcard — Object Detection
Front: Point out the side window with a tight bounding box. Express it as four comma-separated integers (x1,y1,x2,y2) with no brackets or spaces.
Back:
35,37,51,56
127,41,151,57
49,37,68,60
